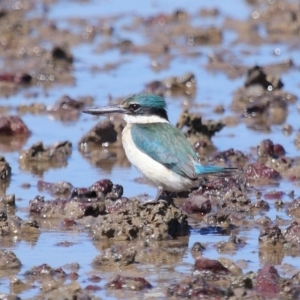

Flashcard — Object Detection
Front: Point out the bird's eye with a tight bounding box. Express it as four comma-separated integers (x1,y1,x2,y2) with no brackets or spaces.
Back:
129,104,140,111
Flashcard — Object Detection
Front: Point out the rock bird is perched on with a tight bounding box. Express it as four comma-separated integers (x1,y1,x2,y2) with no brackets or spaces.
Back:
83,94,234,203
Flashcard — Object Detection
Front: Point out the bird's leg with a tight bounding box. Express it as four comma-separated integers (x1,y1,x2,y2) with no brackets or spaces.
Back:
154,186,163,202
141,186,167,205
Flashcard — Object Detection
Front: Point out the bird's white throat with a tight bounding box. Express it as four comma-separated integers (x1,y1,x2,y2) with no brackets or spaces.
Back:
124,114,169,124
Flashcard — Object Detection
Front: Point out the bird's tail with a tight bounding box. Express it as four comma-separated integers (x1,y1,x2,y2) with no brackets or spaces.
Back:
195,164,236,177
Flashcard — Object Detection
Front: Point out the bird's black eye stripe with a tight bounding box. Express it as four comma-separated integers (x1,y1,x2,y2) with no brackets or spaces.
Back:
129,104,140,111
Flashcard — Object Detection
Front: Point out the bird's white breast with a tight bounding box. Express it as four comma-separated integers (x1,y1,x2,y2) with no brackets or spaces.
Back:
122,124,195,192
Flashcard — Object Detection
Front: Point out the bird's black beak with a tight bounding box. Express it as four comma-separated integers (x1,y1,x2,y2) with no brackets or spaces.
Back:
82,105,127,116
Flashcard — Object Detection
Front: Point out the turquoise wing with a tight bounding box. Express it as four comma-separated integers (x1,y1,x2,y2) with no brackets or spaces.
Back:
131,123,198,179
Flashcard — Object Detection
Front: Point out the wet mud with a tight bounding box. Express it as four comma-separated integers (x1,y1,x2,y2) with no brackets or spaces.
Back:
0,0,300,299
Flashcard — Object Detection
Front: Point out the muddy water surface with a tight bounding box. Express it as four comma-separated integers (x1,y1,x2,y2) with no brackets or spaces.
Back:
1,0,300,299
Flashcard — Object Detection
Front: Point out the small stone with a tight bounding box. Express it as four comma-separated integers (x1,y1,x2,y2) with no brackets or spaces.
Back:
246,163,280,181
245,65,283,90
0,116,30,136
93,245,136,267
282,124,293,135
0,251,21,269
213,104,225,114
259,225,285,247
182,195,211,215
0,156,11,180
193,257,230,279
255,265,280,294
191,242,205,252
105,275,152,290
294,132,300,150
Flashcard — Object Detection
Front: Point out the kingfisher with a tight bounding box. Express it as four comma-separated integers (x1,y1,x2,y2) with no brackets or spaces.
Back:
83,94,234,203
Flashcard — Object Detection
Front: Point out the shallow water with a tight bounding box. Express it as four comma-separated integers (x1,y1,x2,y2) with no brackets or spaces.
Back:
1,0,300,298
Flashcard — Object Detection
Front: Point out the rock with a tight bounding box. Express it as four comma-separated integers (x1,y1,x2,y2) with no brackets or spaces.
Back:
257,139,285,159
230,272,255,290
168,276,225,298
213,104,225,114
286,198,300,218
17,102,46,115
0,156,11,192
254,265,280,295
19,141,72,163
19,141,72,175
79,119,124,150
182,195,211,215
283,221,300,245
93,245,136,267
85,179,114,198
208,148,248,167
105,275,152,290
0,212,39,237
177,110,224,139
199,8,219,17
38,282,91,300
37,179,121,201
251,199,270,211
30,179,123,219
0,72,32,84
0,251,21,269
144,10,188,26
0,116,30,136
264,190,284,200
88,200,189,241
206,51,247,79
262,2,300,39
245,65,283,90
47,95,93,122
232,85,296,119
10,276,30,296
0,294,21,300
259,225,285,247
163,72,196,96
24,263,67,278
216,235,246,254
273,144,286,157
0,194,15,207
84,285,101,292
193,257,230,279
87,275,101,283
187,27,222,45
0,156,11,181
29,195,106,219
144,72,196,97
37,180,73,198
191,242,205,254
118,39,134,53
106,184,124,200
246,162,280,182
218,257,243,276
255,216,272,226
49,95,83,111
282,124,293,136
294,132,300,150
51,46,73,63
203,212,233,230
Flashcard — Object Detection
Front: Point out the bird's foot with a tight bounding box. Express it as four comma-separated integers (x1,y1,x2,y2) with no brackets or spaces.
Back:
140,188,173,205
141,198,168,205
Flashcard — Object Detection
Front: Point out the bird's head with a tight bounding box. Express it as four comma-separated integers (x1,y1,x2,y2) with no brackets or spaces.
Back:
83,94,169,123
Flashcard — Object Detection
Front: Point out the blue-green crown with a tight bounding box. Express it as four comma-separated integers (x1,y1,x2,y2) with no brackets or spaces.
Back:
121,94,167,109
